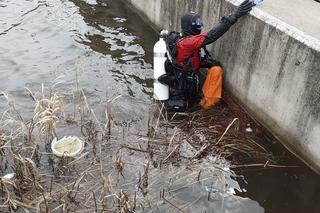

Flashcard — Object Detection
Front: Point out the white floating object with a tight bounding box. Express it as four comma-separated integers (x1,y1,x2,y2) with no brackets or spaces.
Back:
226,187,236,195
2,173,15,180
245,124,253,133
51,136,84,157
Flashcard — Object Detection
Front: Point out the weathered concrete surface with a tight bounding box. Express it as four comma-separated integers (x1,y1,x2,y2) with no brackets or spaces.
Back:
125,0,320,172
260,0,320,40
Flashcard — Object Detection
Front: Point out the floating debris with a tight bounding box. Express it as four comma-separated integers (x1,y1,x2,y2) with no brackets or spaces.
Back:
1,173,15,180
51,136,84,157
246,126,253,133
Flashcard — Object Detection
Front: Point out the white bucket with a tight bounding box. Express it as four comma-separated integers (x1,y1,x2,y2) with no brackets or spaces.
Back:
51,136,84,157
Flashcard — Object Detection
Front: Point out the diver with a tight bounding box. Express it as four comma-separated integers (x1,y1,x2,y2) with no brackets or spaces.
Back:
157,0,255,111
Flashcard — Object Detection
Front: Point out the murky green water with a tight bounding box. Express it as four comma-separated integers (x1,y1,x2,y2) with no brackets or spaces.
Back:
0,0,319,212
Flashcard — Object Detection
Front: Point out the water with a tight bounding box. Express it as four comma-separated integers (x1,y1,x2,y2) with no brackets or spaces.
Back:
235,133,320,213
0,0,156,126
0,0,319,212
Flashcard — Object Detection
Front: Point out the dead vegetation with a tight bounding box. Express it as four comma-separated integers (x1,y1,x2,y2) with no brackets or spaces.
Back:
0,74,294,212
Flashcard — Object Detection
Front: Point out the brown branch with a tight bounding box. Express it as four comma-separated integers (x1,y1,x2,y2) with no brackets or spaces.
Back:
231,164,299,169
120,144,152,154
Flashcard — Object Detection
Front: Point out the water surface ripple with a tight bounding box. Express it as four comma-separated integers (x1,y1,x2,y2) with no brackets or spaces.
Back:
0,0,319,213
0,0,155,128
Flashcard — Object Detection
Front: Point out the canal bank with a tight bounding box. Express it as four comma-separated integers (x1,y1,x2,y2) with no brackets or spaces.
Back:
124,0,320,173
0,0,319,212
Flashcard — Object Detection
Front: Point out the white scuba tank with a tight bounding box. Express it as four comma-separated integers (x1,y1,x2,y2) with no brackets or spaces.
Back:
153,30,169,101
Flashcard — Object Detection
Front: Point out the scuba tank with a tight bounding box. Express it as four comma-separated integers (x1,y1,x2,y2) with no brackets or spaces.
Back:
153,30,169,100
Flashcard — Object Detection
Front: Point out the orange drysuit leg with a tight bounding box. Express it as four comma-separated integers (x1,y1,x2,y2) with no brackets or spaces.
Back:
200,66,223,108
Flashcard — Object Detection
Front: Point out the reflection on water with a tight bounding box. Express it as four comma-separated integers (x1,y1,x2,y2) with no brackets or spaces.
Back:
0,0,156,128
0,0,319,212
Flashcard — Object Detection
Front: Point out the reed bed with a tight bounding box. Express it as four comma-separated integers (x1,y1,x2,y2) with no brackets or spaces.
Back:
0,77,293,212
165,96,291,169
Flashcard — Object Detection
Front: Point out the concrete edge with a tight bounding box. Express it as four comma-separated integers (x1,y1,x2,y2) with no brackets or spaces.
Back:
123,0,161,33
230,0,320,51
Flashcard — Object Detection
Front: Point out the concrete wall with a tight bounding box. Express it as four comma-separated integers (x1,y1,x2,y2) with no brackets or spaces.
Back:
125,0,320,172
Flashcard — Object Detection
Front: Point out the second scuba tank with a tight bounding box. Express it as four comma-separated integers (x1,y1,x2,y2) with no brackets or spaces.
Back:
153,30,169,101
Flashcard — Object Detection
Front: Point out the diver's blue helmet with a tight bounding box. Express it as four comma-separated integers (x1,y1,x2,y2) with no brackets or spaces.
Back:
181,11,203,36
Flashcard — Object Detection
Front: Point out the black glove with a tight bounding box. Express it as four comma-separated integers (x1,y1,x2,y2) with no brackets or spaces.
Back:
233,0,255,19
212,59,222,67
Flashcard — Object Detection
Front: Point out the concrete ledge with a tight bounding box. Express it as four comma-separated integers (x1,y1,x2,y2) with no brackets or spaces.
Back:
125,0,320,173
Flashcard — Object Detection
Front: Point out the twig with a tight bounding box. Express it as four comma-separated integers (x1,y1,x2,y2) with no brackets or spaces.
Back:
120,144,152,154
193,118,238,158
163,144,180,162
162,196,186,213
93,191,98,212
231,164,299,169
216,118,238,145
41,193,48,213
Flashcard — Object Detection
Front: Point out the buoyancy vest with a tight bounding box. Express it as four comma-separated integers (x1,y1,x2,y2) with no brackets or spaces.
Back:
176,32,207,73
164,31,206,101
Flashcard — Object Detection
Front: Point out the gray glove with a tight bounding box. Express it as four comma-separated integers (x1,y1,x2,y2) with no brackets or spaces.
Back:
233,0,255,18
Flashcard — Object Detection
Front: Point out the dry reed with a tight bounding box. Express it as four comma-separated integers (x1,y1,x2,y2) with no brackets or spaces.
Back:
0,75,294,212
